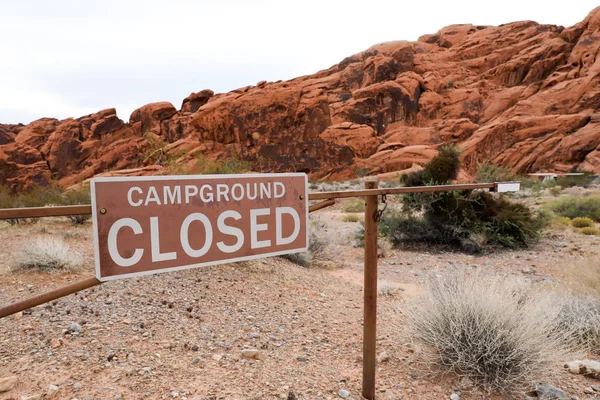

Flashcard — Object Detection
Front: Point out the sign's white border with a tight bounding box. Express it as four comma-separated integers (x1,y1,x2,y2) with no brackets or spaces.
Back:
91,173,309,282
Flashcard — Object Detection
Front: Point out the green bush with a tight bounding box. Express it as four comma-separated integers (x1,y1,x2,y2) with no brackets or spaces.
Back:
401,145,460,187
572,217,595,228
545,196,600,221
342,198,364,213
392,146,544,251
579,227,599,236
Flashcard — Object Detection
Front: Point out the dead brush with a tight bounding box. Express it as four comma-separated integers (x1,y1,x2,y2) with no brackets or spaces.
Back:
404,272,575,396
558,295,600,354
12,237,83,272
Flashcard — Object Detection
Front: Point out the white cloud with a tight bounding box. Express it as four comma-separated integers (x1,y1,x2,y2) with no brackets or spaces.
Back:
1,0,598,123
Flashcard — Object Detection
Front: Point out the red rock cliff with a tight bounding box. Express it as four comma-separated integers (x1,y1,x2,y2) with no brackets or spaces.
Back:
3,8,600,189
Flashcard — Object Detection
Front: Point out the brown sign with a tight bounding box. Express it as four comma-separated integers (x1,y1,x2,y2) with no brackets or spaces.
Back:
91,173,308,281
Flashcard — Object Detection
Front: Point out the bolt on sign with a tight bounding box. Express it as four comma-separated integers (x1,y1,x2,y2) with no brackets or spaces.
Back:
91,173,308,281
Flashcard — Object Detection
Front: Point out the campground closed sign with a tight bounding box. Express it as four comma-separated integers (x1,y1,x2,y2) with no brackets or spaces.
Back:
91,173,308,281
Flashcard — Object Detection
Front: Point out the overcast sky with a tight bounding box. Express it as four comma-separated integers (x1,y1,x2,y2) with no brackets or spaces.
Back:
1,1,598,125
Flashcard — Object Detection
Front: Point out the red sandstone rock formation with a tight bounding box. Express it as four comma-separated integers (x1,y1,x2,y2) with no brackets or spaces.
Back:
3,8,600,189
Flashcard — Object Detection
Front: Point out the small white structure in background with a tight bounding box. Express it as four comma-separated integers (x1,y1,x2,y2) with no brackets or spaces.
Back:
528,172,586,183
495,182,521,193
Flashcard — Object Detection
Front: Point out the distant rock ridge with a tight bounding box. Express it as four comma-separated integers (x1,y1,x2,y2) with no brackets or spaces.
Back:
2,7,600,189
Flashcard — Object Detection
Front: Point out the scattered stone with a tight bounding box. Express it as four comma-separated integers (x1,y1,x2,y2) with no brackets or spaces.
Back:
450,393,460,400
241,349,259,359
191,345,199,351
584,387,595,395
26,284,33,290
554,242,568,248
526,383,567,400
69,322,82,333
46,384,59,399
0,376,17,393
521,266,534,274
338,389,350,398
377,351,389,363
296,356,307,362
73,382,81,391
212,354,223,361
564,360,600,377
592,385,600,392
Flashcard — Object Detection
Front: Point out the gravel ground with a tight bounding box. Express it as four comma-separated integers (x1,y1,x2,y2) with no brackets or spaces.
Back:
1,191,600,399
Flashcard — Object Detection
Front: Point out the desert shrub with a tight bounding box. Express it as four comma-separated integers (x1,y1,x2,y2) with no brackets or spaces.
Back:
568,255,600,299
15,184,63,208
579,227,599,236
196,150,252,175
556,217,572,226
378,280,401,296
342,214,361,223
401,144,461,187
558,296,600,353
392,147,545,250
0,185,14,209
475,162,517,183
545,195,600,221
572,217,595,228
549,186,562,197
405,272,571,395
342,198,365,213
13,237,83,272
282,221,330,267
61,184,92,224
555,172,594,188
5,185,64,225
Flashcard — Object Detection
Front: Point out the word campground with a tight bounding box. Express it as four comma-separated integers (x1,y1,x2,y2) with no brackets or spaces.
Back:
127,181,287,207
91,174,308,281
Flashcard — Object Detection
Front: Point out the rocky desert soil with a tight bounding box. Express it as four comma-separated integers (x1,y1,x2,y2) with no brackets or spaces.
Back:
1,187,600,400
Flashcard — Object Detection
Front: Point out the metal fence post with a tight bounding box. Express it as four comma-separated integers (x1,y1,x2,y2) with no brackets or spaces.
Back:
362,180,379,399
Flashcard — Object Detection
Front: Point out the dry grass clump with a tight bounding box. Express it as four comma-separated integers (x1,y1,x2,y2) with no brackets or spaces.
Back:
341,214,361,223
342,198,364,213
568,254,600,299
13,237,83,272
282,220,335,268
405,272,572,395
572,217,595,228
579,226,599,236
558,295,600,354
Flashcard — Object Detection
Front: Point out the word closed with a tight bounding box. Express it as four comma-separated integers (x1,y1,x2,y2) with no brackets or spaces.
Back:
91,174,308,281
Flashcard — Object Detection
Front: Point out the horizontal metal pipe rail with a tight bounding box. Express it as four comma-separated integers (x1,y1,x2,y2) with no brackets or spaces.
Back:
0,181,508,318
0,182,498,220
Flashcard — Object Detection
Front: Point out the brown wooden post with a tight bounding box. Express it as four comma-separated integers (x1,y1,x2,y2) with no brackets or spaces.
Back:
362,180,379,399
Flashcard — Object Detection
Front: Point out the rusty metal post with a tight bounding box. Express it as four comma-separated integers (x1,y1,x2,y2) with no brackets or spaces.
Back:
362,180,379,400
0,277,102,319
